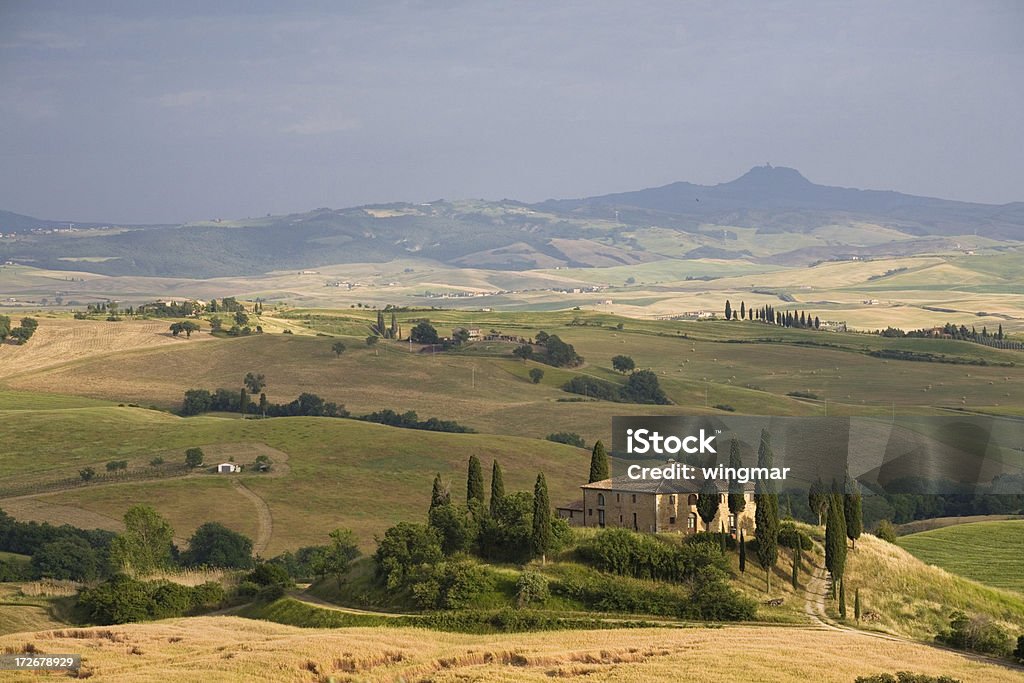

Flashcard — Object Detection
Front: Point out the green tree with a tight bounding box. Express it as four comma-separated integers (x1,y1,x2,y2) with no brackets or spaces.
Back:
239,387,249,413
824,484,847,598
844,473,863,549
185,447,205,469
373,522,442,589
410,321,439,344
854,587,861,622
791,547,801,589
727,439,746,515
620,369,670,404
588,440,609,483
808,477,829,526
740,301,746,319
466,455,484,507
110,505,175,574
243,372,266,394
531,473,552,564
611,354,636,373
754,428,779,592
697,478,719,532
32,537,99,581
331,341,346,357
738,529,746,573
316,528,361,589
725,300,732,320
528,367,544,384
182,522,254,569
838,576,847,618
430,474,449,511
490,460,505,515
79,467,96,482
428,503,475,555
512,344,533,361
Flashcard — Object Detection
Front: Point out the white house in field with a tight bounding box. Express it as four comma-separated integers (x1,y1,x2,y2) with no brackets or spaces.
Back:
217,463,241,474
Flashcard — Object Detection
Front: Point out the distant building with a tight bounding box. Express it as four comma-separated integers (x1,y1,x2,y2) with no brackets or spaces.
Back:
217,463,241,474
574,474,756,535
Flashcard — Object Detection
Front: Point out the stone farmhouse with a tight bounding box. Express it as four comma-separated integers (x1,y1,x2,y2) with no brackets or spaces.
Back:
558,475,756,536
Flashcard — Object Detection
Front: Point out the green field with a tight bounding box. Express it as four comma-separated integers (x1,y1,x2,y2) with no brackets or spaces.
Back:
897,520,1024,594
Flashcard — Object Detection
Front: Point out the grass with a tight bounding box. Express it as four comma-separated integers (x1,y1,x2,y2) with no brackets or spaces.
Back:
0,409,589,555
4,616,1022,682
897,520,1024,594
826,529,1024,642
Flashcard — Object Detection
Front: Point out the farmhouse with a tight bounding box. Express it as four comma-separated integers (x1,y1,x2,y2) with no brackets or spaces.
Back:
217,463,241,473
563,475,756,535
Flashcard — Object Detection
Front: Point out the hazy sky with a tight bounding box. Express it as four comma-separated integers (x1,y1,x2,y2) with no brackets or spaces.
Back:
1,1,1022,223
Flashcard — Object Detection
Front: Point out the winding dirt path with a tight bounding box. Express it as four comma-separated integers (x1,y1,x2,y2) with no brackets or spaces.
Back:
232,480,272,557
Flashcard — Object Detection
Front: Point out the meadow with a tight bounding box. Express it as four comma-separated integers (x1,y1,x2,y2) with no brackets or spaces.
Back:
897,520,1024,594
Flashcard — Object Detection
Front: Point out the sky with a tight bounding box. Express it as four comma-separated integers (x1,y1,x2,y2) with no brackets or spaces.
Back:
1,0,1022,224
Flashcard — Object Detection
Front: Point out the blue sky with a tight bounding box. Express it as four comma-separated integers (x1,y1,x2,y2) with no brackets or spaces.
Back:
1,1,1022,223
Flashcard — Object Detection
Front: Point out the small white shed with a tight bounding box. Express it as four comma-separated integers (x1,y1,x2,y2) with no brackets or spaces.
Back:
217,463,241,473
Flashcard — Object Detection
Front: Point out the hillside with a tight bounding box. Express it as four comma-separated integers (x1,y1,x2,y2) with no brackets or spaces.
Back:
897,520,1024,594
2,167,1021,277
3,617,1020,682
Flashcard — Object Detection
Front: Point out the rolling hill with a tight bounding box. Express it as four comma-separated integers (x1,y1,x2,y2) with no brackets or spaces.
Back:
2,166,1021,277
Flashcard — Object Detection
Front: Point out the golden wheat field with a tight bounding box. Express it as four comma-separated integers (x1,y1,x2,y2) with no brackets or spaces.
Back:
4,618,1021,682
0,317,215,378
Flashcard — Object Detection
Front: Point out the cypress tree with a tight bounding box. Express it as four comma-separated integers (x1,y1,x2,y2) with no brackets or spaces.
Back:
697,478,719,532
258,392,268,417
239,388,248,413
838,577,847,618
719,521,727,553
854,587,861,622
824,483,847,595
725,300,732,320
844,473,863,550
467,455,484,507
490,460,505,515
727,439,746,516
754,428,779,592
738,529,746,573
740,301,746,320
791,547,800,589
589,440,609,483
430,474,450,511
808,477,828,526
532,473,552,564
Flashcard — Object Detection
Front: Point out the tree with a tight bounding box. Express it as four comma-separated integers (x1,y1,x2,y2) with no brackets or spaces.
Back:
234,311,249,326
611,355,636,373
331,341,346,357
528,367,544,384
110,505,175,574
875,519,897,543
410,321,439,344
512,344,533,361
791,546,800,589
258,392,268,417
366,335,378,346
317,528,360,589
185,447,205,469
739,301,745,320
243,372,266,394
466,455,485,507
239,387,249,413
79,467,96,482
738,529,746,573
844,473,863,550
824,485,847,598
32,537,99,581
808,477,829,526
725,300,732,320
373,522,442,589
754,428,779,592
588,441,609,483
430,474,449,511
182,522,253,569
490,460,505,515
838,576,847,618
531,473,552,564
854,587,861,622
620,369,670,404
697,478,720,531
727,439,746,515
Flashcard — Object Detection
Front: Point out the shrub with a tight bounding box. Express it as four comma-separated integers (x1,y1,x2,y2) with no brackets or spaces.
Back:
777,522,813,550
875,519,898,543
409,559,492,610
515,571,549,607
937,611,1013,656
545,432,586,449
248,562,293,588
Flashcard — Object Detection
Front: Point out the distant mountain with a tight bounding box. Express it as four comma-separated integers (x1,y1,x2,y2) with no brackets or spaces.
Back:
1,167,1021,277
0,209,161,234
537,165,1024,240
